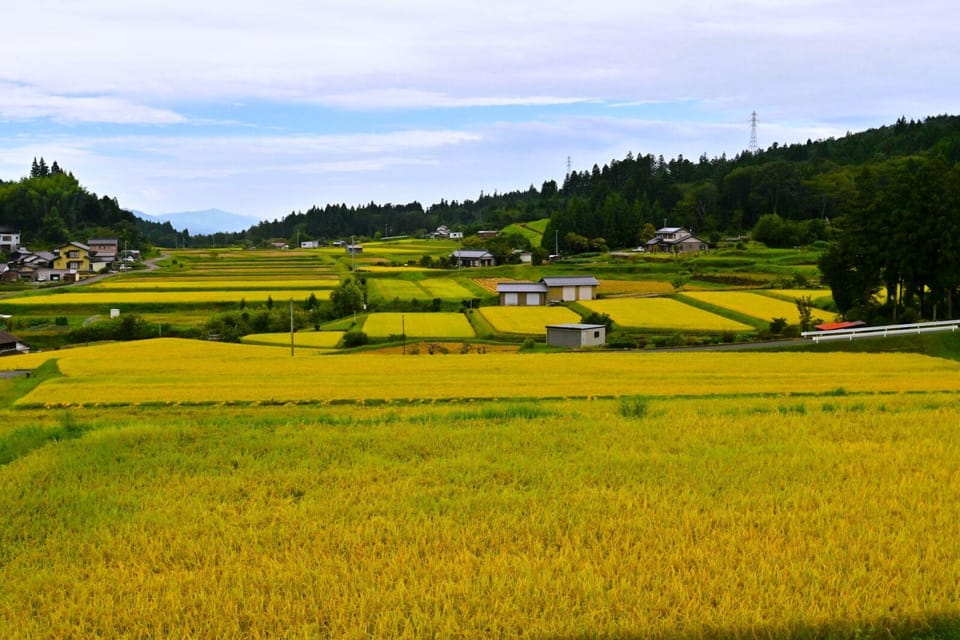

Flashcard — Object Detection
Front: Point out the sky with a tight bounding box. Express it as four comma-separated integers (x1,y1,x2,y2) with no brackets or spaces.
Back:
0,0,956,225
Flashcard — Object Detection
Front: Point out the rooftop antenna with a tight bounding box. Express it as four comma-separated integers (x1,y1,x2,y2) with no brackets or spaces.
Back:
749,111,759,154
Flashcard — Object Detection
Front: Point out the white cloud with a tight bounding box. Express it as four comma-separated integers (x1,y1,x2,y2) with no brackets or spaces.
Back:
0,82,186,124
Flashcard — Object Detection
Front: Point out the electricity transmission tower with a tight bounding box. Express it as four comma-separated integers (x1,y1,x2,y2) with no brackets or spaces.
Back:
749,111,759,154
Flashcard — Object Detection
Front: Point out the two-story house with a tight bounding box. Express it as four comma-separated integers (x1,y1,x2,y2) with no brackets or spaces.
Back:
0,226,21,253
53,242,93,272
644,227,708,254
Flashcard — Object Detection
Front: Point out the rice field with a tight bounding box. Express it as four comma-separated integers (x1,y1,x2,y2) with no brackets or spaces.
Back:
241,331,345,348
417,278,475,299
1,343,960,638
681,291,818,323
86,278,339,290
361,313,476,338
596,279,675,296
365,279,430,301
0,290,332,306
6,338,958,407
581,298,753,331
477,306,582,335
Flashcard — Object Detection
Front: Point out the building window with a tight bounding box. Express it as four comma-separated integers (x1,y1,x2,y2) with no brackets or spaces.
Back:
594,331,600,338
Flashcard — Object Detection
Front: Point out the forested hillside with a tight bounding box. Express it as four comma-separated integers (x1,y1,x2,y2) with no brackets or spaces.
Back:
180,115,960,254
0,159,145,250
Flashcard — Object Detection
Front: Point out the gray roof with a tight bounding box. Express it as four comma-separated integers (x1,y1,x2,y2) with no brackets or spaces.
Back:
545,323,607,330
540,275,599,287
453,250,493,258
656,227,685,234
88,238,118,245
496,282,548,293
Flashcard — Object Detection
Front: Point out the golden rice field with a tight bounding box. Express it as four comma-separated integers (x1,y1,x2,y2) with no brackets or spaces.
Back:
682,291,819,322
596,279,675,296
362,312,476,338
478,306,582,335
581,298,754,331
87,277,339,290
241,331,345,348
760,288,835,307
1,355,960,637
5,338,959,407
0,290,332,306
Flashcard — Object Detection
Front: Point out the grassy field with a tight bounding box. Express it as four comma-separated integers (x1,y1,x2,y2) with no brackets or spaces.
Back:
581,298,754,332
362,312,476,338
477,306,582,335
1,340,960,638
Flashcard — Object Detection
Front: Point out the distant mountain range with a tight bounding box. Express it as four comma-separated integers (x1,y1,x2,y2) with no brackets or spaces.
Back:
133,208,260,235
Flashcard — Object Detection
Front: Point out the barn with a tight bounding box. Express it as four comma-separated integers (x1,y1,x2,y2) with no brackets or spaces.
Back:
545,323,606,349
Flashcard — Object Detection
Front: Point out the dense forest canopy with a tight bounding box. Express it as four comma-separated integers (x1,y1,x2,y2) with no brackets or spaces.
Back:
0,158,146,250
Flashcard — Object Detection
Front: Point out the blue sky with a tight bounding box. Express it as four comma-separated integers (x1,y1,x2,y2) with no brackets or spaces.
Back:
0,0,956,224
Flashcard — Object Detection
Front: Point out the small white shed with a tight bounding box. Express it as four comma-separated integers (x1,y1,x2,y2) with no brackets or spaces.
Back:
545,323,606,349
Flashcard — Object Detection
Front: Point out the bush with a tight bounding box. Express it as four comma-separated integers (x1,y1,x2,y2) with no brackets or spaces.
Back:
341,330,368,348
520,337,537,351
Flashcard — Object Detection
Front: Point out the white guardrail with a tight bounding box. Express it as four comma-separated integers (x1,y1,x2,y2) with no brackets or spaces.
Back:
802,320,960,343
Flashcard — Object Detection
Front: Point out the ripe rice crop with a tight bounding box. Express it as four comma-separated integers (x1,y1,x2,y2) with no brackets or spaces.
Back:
88,278,338,290
478,306,581,334
241,331,345,348
596,279,675,296
1,395,960,638
418,278,475,299
0,290,331,306
760,288,834,307
8,338,958,407
581,298,752,331
682,291,816,322
362,313,476,338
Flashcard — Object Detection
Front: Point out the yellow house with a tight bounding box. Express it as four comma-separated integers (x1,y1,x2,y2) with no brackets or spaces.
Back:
53,242,93,272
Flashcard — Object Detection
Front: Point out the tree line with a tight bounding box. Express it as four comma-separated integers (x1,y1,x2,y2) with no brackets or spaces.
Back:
0,158,145,250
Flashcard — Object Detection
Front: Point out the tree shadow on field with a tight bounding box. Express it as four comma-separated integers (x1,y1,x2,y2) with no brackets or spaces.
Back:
541,612,960,640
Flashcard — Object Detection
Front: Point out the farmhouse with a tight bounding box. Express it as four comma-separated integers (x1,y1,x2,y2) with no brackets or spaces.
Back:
645,227,708,254
0,226,20,253
345,244,363,254
87,238,119,257
300,240,320,249
0,330,30,356
546,323,606,349
497,275,600,305
452,249,495,268
53,242,93,272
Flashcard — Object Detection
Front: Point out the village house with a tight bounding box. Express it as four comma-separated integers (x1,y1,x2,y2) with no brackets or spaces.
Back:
451,249,495,268
0,330,30,356
0,226,20,253
497,275,600,305
53,242,93,272
644,227,709,254
345,244,363,255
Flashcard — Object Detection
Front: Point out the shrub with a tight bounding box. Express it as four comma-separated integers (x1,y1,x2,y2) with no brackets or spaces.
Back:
341,331,368,348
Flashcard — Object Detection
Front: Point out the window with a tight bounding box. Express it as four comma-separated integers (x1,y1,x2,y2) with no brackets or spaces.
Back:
594,331,600,338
